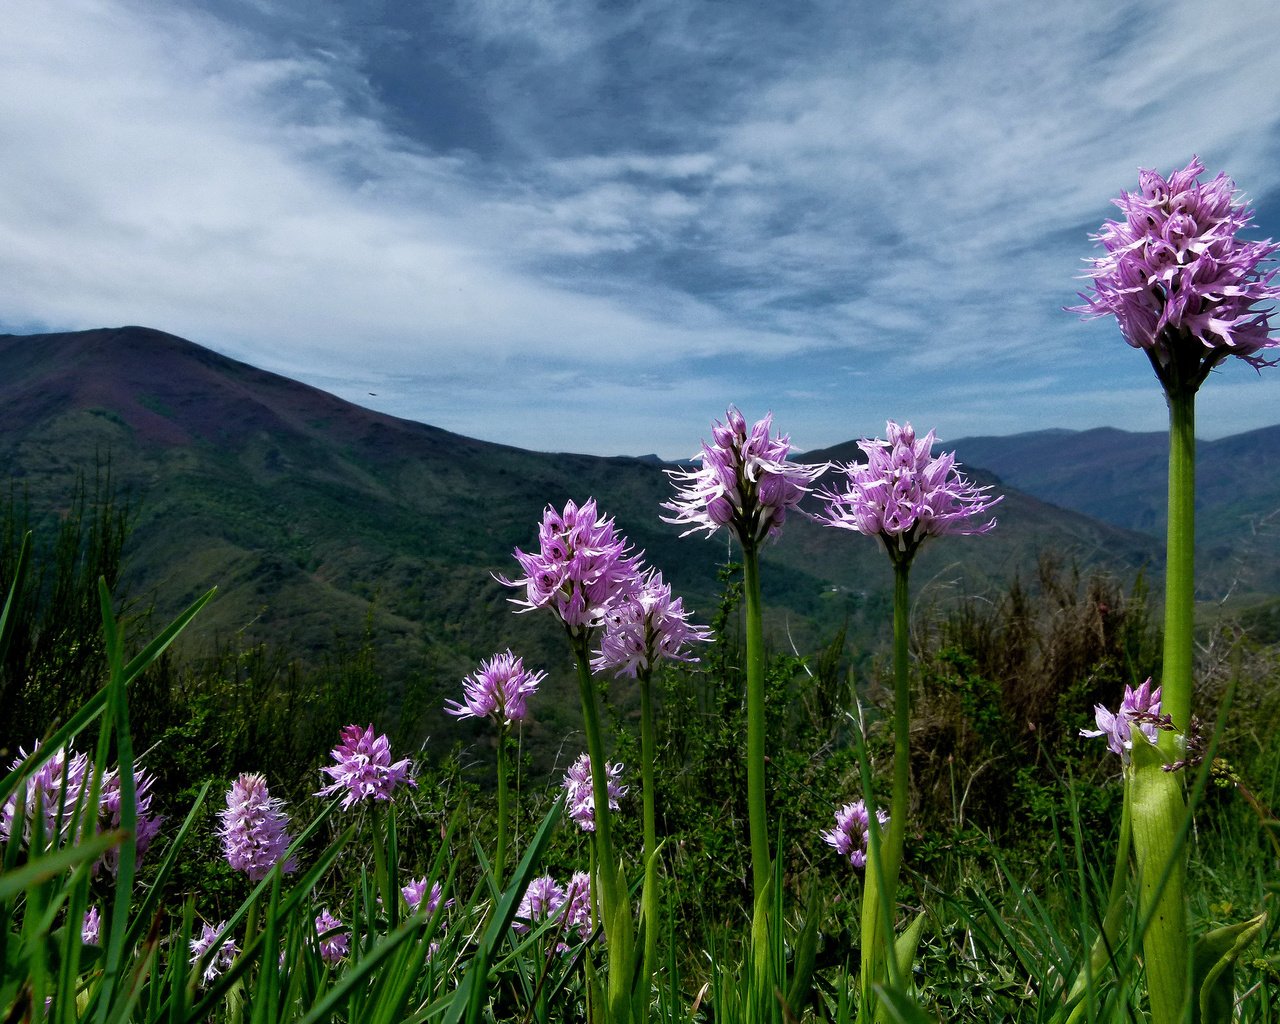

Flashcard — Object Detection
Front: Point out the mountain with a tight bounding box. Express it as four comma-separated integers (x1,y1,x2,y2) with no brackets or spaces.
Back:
0,327,1165,743
948,425,1280,598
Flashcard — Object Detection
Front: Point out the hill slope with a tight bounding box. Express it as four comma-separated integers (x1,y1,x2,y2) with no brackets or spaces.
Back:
949,425,1280,598
0,327,1165,742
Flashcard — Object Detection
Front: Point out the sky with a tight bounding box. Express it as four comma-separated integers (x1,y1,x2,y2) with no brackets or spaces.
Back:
3,0,1280,458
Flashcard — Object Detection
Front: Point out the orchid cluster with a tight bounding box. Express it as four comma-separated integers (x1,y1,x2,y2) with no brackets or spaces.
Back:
592,568,712,679
183,727,428,986
444,649,544,727
662,407,821,547
513,871,591,951
821,799,889,870
1081,678,1171,761
1072,156,1280,389
316,724,416,809
314,909,349,964
497,492,710,1012
815,420,1001,563
81,907,101,945
0,742,162,873
402,876,450,917
219,772,298,881
501,497,643,635
189,921,238,986
562,752,627,833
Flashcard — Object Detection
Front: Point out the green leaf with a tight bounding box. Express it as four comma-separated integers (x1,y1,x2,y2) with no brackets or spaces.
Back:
785,885,822,1014
0,531,30,665
1193,913,1266,1024
0,830,125,900
893,912,927,986
872,982,940,1024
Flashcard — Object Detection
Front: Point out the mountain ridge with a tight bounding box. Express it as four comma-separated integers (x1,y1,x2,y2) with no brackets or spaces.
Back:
8,325,1252,742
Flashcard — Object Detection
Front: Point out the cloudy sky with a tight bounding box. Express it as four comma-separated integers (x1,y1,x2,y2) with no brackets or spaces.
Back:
3,0,1280,457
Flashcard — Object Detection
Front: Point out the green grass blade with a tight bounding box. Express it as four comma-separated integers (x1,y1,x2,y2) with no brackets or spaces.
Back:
0,829,125,900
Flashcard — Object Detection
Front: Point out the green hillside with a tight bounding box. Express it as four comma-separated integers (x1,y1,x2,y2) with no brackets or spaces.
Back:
0,327,1165,751
950,424,1280,598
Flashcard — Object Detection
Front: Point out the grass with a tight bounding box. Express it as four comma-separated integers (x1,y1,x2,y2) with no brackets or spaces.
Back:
2,482,1278,1022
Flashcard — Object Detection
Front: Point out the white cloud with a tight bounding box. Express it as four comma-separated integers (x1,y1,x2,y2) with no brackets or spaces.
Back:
0,0,804,377
1,0,1279,455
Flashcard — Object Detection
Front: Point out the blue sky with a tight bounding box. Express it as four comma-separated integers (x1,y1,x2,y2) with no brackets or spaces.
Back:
3,0,1280,458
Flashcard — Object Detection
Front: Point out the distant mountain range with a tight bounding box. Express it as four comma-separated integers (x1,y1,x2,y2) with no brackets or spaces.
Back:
945,425,1280,599
2,326,1275,736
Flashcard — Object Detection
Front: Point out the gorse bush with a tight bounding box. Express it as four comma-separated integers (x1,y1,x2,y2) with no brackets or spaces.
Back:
906,556,1161,850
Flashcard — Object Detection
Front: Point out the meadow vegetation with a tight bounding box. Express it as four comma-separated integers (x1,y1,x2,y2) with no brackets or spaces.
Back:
1,465,1276,1022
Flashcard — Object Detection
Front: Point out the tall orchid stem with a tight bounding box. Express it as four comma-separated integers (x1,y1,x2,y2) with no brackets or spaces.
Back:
495,726,509,887
572,640,619,913
1129,382,1195,1024
1161,383,1195,742
886,558,911,894
639,668,660,993
742,539,770,902
572,637,636,1024
860,555,911,1014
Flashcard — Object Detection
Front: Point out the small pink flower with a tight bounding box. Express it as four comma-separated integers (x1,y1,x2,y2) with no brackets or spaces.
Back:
81,906,101,945
190,921,238,984
814,420,1000,562
402,876,451,917
562,753,627,833
821,800,888,870
315,909,349,964
1081,678,1169,761
316,725,416,809
663,407,821,545
219,773,298,881
445,650,544,726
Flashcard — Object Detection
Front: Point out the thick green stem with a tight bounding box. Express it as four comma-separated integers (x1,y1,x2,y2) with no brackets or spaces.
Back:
1130,738,1189,1024
495,727,509,887
884,559,911,897
1128,382,1194,1024
639,670,659,994
573,644,618,915
742,541,770,902
859,557,912,1017
1161,385,1195,741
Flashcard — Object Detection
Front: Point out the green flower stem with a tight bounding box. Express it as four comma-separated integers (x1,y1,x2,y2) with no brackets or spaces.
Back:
742,539,770,902
572,639,635,1024
1161,383,1195,741
573,642,618,903
1129,735,1189,1024
639,668,660,998
859,556,912,1015
1127,380,1195,1024
495,727,509,888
